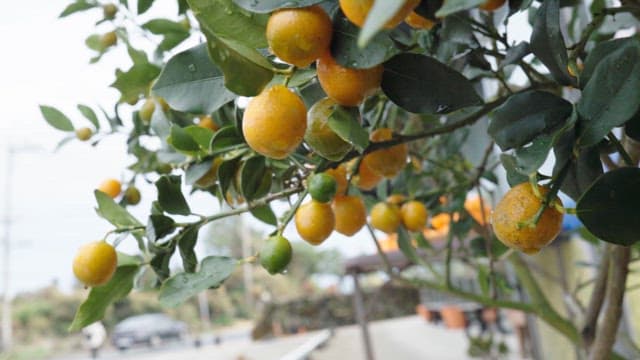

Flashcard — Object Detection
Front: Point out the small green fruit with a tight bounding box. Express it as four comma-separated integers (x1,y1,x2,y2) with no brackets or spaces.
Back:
308,173,337,203
100,31,118,48
124,187,141,205
259,235,292,275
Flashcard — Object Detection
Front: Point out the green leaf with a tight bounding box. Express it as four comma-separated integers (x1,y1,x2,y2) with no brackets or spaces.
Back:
159,256,237,307
211,125,243,152
146,214,176,242
69,263,139,331
206,38,274,96
177,226,199,273
138,0,154,14
155,175,191,215
382,53,482,114
149,242,177,281
328,106,368,153
435,0,485,17
185,160,214,185
488,90,573,150
553,129,603,201
397,227,421,265
143,19,188,34
577,167,640,246
501,42,530,67
152,44,237,114
239,157,272,201
188,0,269,49
577,42,640,148
500,154,530,187
217,159,239,197
580,37,639,88
77,104,100,130
331,11,399,69
111,63,161,102
250,204,278,226
40,105,74,132
59,1,97,18
85,34,104,52
358,1,403,47
232,0,323,13
127,46,149,66
168,125,200,153
529,0,573,85
184,126,214,150
94,190,143,228
158,32,190,51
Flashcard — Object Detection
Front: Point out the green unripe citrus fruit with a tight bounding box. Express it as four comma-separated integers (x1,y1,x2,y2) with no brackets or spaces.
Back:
139,99,156,124
75,127,93,141
103,4,118,19
305,97,353,161
124,186,141,205
259,235,293,275
308,173,338,203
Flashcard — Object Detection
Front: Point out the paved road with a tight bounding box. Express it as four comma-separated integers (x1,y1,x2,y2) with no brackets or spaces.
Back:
52,316,519,360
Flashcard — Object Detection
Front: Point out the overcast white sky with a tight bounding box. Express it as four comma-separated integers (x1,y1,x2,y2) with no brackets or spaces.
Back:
0,1,540,297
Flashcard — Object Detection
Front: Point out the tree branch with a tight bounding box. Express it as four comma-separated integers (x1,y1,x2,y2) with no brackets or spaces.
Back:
582,245,611,348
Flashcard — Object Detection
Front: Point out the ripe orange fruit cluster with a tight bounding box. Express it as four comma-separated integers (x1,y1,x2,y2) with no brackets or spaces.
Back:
491,182,564,254
73,241,118,287
97,178,141,206
370,196,428,234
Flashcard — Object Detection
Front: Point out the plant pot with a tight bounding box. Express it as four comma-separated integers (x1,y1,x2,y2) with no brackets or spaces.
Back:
440,306,467,329
415,304,431,321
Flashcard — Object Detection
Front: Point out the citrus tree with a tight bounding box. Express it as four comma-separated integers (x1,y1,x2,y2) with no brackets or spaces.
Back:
41,0,640,358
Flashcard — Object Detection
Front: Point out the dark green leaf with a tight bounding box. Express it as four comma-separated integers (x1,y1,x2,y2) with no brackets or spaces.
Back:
500,154,530,187
501,42,530,67
40,105,74,131
60,1,97,18
77,104,100,129
553,129,603,201
185,160,214,185
159,256,237,307
577,42,640,148
150,242,177,281
168,125,200,153
328,106,369,153
530,0,573,85
580,37,639,87
239,157,271,201
397,227,421,265
211,125,243,152
138,0,154,14
177,226,199,273
217,159,239,197
111,63,161,102
250,204,278,226
206,38,274,96
435,0,485,17
158,32,190,51
382,53,482,114
155,175,191,215
577,167,640,246
488,90,572,150
153,44,237,114
146,214,176,242
184,126,214,150
95,190,143,228
331,12,399,69
232,0,323,13
143,19,187,34
69,263,139,331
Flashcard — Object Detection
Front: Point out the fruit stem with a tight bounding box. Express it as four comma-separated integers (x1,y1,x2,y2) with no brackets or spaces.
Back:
277,189,308,234
607,132,635,167
239,255,258,264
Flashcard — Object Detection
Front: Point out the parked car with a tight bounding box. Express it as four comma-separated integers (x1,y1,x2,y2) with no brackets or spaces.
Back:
111,313,188,350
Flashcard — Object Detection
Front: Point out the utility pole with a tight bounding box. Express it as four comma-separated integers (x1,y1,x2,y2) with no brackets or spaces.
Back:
1,147,13,351
1,144,42,351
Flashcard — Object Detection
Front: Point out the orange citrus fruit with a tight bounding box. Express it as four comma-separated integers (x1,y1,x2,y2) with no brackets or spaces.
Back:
305,97,354,161
73,241,118,287
97,178,122,199
386,194,406,205
363,128,408,178
295,200,335,245
339,0,420,28
480,0,506,11
370,202,402,234
332,195,367,236
198,115,219,131
491,183,564,254
353,157,383,191
266,5,333,68
405,11,435,30
316,52,383,106
401,200,428,232
242,85,307,159
465,196,491,225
